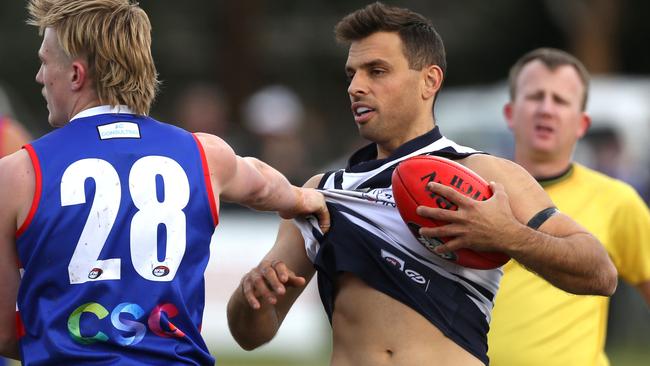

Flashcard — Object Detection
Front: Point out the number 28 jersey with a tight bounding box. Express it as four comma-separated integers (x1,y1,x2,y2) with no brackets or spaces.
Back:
16,106,218,365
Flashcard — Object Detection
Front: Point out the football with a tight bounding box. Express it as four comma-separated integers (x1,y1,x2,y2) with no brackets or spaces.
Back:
391,155,510,269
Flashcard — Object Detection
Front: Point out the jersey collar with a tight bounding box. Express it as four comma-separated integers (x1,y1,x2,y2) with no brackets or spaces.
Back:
536,164,574,188
346,126,443,172
70,105,135,122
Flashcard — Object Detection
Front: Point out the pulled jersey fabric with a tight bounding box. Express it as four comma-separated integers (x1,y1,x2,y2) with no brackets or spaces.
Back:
16,106,218,365
297,127,501,365
489,164,650,366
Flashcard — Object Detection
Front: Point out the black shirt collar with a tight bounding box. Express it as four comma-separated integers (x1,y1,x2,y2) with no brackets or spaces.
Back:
536,164,574,188
346,126,443,172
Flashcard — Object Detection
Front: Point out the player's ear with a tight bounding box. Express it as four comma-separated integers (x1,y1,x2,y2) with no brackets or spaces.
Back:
70,59,88,92
503,103,514,130
577,112,591,138
422,64,443,100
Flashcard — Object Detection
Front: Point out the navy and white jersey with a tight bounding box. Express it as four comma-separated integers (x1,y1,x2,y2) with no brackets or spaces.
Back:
16,106,218,365
297,127,501,365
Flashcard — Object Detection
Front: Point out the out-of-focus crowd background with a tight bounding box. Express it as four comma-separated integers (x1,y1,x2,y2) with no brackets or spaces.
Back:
1,1,649,365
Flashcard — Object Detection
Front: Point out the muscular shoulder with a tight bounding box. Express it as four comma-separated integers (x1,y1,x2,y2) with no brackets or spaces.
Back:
194,132,236,159
0,149,34,225
460,154,535,186
0,149,33,189
193,132,237,190
459,154,554,223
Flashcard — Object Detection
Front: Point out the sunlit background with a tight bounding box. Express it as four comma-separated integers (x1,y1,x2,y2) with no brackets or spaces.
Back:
1,1,649,365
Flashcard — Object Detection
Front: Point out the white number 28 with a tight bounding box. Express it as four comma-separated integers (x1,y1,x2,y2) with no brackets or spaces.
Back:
60,156,190,284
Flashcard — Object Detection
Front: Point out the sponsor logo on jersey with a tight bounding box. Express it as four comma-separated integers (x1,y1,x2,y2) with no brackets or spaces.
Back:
404,269,427,284
360,188,396,207
67,301,186,346
97,122,141,140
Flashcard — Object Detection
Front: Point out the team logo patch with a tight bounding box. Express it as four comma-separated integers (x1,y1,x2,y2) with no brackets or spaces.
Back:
381,249,405,271
88,268,103,279
152,266,170,277
380,249,430,290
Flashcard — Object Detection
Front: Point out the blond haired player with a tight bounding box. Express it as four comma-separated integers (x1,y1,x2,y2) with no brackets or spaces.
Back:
0,1,328,364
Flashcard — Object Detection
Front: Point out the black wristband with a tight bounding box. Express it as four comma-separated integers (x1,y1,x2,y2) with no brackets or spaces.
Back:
527,207,558,230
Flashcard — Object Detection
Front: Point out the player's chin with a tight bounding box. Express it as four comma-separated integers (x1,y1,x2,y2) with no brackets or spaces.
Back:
530,143,557,156
357,125,382,142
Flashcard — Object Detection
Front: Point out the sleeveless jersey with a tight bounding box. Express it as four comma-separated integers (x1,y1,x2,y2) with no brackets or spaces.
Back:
16,106,218,365
297,127,501,365
488,164,650,366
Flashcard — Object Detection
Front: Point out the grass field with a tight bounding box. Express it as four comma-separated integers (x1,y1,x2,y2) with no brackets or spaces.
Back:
4,345,648,365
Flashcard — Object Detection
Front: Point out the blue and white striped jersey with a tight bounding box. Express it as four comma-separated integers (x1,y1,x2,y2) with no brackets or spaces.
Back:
297,127,501,365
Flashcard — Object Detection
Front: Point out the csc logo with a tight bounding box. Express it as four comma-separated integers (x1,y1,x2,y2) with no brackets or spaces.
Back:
67,302,186,346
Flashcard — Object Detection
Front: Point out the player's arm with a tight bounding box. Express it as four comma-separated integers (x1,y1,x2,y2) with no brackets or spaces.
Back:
0,150,32,360
194,133,329,227
417,155,617,296
226,174,323,350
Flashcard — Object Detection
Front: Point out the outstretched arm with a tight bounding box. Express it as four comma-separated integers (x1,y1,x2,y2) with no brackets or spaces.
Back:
417,156,617,296
195,133,329,227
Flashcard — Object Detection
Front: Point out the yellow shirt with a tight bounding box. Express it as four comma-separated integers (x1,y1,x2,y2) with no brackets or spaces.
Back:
488,164,650,366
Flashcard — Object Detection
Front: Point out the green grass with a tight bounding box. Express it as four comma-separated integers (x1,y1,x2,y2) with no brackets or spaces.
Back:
5,347,648,365
213,357,327,366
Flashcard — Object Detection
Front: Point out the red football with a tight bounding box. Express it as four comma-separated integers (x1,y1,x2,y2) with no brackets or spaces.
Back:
391,155,510,269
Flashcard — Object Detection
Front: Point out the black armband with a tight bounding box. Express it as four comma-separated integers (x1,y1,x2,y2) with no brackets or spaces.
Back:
526,207,558,230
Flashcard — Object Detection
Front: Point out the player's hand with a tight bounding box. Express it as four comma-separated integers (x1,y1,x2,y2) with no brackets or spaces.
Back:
279,188,330,233
416,181,520,255
240,259,307,310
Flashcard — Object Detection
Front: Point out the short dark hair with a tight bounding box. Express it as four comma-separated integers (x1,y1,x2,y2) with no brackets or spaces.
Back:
334,2,446,73
509,48,590,110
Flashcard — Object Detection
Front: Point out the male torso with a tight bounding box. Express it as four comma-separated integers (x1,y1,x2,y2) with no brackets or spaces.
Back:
298,128,492,366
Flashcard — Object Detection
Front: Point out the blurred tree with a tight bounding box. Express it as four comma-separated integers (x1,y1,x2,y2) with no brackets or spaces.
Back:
545,0,622,73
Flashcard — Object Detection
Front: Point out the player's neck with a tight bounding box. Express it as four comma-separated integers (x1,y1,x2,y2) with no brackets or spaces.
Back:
375,120,436,159
66,91,101,124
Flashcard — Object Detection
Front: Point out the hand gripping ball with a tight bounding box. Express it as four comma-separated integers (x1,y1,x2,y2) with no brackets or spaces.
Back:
391,155,510,269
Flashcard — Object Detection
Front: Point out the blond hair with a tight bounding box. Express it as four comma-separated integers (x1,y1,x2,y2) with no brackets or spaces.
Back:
27,0,159,115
